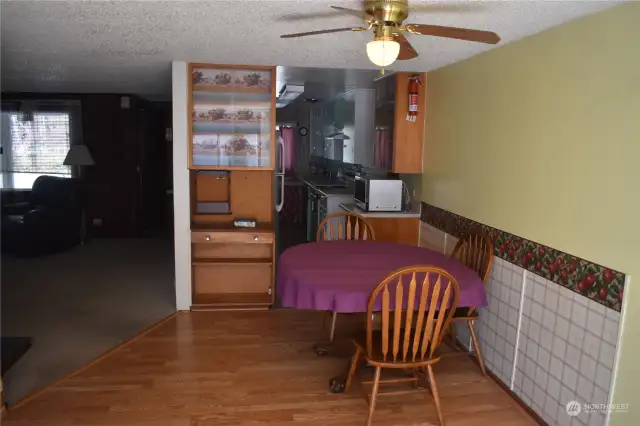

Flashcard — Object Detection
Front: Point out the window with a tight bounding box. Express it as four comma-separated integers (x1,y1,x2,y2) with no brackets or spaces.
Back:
1,102,80,189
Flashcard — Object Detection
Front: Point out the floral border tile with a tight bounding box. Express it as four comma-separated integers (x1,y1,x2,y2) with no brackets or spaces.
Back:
421,202,625,312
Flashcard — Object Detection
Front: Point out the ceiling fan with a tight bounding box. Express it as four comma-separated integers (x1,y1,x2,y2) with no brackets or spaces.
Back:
280,0,500,68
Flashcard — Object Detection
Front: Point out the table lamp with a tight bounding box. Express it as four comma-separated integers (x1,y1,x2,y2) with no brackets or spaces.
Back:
63,144,94,177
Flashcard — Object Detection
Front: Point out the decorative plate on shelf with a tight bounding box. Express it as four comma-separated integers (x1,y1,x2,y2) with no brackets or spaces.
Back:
192,133,271,168
192,68,271,93
192,104,270,125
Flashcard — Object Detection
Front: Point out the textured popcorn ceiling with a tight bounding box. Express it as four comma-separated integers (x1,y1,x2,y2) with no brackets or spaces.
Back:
0,0,621,98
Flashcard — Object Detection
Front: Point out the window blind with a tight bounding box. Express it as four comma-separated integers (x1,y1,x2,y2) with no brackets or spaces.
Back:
8,112,72,175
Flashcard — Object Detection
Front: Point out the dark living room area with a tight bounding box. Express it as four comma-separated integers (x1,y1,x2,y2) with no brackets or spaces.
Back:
1,94,176,406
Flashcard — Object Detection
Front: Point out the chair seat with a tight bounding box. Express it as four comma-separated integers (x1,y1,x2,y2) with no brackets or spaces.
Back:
450,307,479,320
351,329,436,365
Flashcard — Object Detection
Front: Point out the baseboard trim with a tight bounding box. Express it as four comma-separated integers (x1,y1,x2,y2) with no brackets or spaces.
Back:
7,311,179,412
449,337,547,426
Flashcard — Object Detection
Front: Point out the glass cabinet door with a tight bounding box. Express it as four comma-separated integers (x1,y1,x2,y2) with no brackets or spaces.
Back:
191,66,273,169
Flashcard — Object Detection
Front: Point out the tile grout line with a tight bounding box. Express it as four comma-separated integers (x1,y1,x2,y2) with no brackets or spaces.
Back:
511,268,528,390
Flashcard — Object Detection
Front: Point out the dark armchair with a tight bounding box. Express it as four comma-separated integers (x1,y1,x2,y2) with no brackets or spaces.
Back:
1,175,82,257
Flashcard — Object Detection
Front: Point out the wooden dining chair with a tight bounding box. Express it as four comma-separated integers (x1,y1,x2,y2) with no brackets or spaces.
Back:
344,266,460,426
316,212,375,353
449,233,494,376
316,212,375,242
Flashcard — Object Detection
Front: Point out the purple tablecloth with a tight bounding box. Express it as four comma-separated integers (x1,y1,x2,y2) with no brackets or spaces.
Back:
277,240,488,313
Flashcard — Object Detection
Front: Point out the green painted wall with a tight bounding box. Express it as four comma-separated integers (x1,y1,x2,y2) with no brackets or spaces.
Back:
421,4,640,424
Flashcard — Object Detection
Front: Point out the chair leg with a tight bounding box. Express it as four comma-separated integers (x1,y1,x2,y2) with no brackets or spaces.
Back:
329,311,338,343
426,364,445,426
468,320,487,376
345,347,362,393
366,366,382,426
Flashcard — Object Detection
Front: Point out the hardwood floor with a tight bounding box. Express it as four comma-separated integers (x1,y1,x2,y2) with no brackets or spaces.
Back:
4,310,539,426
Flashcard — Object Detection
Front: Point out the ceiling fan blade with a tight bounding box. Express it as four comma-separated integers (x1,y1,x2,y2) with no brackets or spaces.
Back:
280,27,365,39
277,11,347,21
394,33,418,60
277,5,372,22
330,6,372,20
409,2,487,13
406,24,500,44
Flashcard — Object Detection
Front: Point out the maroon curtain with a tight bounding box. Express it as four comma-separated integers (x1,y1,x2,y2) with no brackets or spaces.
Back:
280,127,295,176
374,128,392,169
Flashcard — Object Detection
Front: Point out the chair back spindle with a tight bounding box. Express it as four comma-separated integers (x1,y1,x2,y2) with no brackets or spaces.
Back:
317,212,375,242
451,233,494,283
366,267,459,363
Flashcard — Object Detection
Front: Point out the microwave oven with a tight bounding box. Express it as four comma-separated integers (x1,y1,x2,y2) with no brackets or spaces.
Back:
354,176,403,212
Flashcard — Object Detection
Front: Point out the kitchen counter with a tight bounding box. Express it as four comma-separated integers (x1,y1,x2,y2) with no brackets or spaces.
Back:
298,176,347,188
299,176,352,197
316,187,352,197
339,203,421,219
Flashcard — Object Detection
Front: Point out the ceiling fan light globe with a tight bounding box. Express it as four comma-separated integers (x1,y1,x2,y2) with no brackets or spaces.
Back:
366,39,400,67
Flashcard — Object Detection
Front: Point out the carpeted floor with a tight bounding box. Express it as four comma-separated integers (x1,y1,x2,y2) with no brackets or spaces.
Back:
0,238,176,405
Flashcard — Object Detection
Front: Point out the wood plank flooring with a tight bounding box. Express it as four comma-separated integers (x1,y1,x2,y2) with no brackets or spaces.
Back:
3,310,539,426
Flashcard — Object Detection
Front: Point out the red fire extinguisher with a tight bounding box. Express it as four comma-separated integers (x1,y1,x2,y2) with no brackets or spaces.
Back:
406,75,421,122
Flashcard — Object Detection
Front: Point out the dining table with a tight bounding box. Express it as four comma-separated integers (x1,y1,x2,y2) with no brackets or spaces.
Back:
277,240,488,356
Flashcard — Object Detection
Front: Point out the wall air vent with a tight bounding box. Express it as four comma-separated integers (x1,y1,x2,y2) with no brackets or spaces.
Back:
276,84,304,108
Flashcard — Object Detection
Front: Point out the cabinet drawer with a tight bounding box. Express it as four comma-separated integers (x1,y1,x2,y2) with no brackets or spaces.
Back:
193,263,272,295
191,231,273,244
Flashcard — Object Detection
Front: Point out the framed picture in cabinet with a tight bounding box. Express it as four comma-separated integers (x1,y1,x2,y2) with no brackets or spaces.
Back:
189,64,276,169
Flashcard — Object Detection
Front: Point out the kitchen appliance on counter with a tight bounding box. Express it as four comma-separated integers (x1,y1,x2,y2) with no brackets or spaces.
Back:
354,176,403,212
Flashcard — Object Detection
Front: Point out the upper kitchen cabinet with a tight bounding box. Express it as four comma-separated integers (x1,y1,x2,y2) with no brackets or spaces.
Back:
189,64,276,170
374,72,426,174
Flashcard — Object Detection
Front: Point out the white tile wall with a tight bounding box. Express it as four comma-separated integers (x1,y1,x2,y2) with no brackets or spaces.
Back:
419,222,446,254
444,233,459,256
513,275,620,426
418,223,624,426
453,317,472,351
477,258,521,385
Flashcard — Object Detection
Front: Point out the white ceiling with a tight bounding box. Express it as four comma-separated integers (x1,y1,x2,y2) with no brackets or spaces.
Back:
1,0,621,99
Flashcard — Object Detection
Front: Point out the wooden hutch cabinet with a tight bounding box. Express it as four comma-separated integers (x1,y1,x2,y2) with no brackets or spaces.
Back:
188,64,276,311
